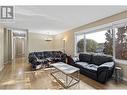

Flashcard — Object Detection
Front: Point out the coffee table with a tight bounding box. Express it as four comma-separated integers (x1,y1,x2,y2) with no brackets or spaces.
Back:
50,62,80,89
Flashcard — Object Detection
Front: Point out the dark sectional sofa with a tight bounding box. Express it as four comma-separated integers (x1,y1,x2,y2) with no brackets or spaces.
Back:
68,53,115,83
28,51,67,70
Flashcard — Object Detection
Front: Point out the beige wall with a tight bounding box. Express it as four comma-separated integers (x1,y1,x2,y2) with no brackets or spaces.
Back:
0,24,4,71
54,30,74,56
28,32,55,52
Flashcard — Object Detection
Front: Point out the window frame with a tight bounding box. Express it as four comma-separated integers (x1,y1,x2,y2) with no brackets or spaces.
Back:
74,33,85,55
74,18,127,64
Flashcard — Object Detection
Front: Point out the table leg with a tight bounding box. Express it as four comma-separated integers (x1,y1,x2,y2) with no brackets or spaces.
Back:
78,70,80,81
66,75,68,88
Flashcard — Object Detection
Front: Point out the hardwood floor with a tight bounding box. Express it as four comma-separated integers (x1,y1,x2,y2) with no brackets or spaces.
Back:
0,57,127,89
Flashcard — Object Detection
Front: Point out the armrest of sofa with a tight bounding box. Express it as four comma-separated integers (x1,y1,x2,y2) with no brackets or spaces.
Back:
97,62,114,83
72,56,79,63
98,62,114,70
29,54,42,65
29,54,37,63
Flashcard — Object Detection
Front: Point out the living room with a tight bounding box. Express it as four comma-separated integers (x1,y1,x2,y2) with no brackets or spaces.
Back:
0,5,127,91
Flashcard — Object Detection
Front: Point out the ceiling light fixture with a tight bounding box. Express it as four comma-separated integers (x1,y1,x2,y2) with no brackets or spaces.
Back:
44,32,53,41
44,37,53,41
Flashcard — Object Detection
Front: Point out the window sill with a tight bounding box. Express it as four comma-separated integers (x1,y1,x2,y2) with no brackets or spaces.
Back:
115,59,127,65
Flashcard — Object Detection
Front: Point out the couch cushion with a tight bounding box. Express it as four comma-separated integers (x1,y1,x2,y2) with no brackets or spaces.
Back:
91,54,113,66
50,51,55,58
86,64,98,71
75,62,88,68
34,52,44,59
79,53,92,63
99,62,114,68
44,51,51,58
75,62,98,71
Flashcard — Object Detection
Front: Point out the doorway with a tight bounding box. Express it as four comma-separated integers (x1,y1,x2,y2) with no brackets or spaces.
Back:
13,37,25,58
12,29,28,61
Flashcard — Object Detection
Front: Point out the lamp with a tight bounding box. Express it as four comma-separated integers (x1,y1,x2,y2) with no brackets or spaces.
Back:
62,38,66,53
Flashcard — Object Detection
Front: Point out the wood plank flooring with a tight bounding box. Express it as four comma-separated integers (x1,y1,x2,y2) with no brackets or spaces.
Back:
0,57,127,89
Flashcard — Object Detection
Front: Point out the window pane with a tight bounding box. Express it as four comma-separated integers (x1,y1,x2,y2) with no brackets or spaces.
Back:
85,29,113,55
76,34,84,53
115,26,127,60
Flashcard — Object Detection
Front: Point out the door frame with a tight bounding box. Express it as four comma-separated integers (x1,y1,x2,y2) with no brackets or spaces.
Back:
10,28,28,62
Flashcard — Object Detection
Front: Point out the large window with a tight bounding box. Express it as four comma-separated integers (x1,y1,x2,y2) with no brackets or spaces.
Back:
115,26,127,60
76,34,84,53
75,22,127,61
85,29,113,55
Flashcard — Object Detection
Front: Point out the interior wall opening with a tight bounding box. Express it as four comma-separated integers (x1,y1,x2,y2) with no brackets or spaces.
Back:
4,28,28,64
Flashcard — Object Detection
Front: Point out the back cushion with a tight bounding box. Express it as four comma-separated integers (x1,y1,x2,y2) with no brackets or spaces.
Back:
44,51,50,58
51,51,55,58
41,52,45,58
91,54,113,66
34,52,43,59
79,53,92,63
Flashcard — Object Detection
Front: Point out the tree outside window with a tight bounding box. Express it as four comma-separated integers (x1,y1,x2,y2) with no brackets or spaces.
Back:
76,34,84,53
115,26,127,60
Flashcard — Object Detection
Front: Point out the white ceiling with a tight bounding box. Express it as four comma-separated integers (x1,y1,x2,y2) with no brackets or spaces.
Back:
5,6,127,35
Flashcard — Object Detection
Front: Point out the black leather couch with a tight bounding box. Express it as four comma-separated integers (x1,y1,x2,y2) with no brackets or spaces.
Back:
68,53,115,83
29,51,67,70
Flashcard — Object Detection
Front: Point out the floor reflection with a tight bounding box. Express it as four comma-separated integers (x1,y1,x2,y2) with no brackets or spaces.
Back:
0,57,127,89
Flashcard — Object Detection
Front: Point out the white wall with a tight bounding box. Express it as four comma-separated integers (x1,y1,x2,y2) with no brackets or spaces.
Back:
0,24,4,71
28,32,55,52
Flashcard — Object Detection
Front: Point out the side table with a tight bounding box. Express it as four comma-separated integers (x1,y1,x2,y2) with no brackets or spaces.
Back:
114,66,122,82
